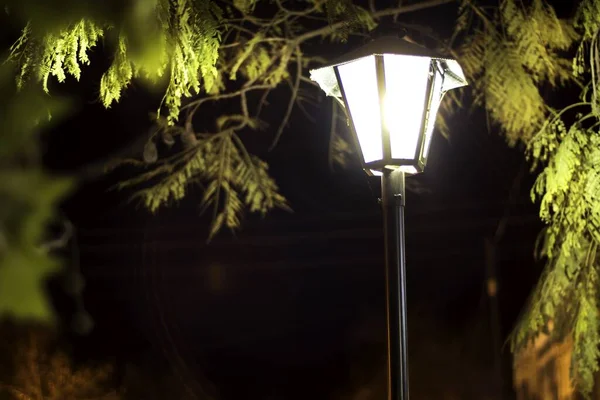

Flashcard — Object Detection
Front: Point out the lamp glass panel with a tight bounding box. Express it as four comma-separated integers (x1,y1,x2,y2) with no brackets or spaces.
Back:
336,56,382,164
422,67,444,161
383,54,431,160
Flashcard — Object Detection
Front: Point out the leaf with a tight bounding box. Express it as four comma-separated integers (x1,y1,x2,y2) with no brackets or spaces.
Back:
208,212,225,240
100,34,133,108
230,33,264,80
0,250,59,322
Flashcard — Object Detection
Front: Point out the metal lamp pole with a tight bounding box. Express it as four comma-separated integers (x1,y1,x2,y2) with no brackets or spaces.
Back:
381,167,409,400
309,34,468,400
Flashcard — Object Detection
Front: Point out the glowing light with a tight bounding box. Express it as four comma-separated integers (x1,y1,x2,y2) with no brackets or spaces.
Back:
308,36,468,175
336,56,382,163
383,54,431,160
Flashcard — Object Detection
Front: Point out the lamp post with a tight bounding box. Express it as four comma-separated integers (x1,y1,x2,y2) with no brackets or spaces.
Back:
310,36,467,400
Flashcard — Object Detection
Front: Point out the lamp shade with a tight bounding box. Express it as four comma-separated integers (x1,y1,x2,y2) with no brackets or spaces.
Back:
310,36,468,175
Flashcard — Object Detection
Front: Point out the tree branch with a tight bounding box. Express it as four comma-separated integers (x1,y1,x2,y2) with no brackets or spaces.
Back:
295,0,456,43
269,46,302,150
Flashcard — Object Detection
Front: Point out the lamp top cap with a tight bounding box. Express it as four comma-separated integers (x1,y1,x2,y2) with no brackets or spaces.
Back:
324,35,449,67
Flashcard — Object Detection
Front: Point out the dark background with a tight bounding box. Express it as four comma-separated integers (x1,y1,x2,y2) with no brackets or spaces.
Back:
3,1,549,399
50,75,542,399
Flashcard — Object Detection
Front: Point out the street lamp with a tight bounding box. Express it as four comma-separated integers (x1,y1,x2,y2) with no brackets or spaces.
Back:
310,35,467,400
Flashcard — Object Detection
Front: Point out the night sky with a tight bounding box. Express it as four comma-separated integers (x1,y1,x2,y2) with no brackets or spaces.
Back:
3,2,550,399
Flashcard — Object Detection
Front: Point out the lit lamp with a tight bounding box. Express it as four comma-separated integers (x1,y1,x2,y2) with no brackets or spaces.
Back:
310,35,467,400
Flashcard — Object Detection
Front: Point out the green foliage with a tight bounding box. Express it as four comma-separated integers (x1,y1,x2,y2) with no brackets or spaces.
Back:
7,19,104,91
6,0,222,124
229,33,269,81
456,0,577,145
501,0,576,85
100,34,133,108
240,44,273,82
160,0,222,124
451,1,600,395
0,171,71,322
573,267,600,395
575,0,600,43
574,0,600,115
503,1,600,393
118,127,289,240
0,64,72,322
38,19,104,92
514,111,600,394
